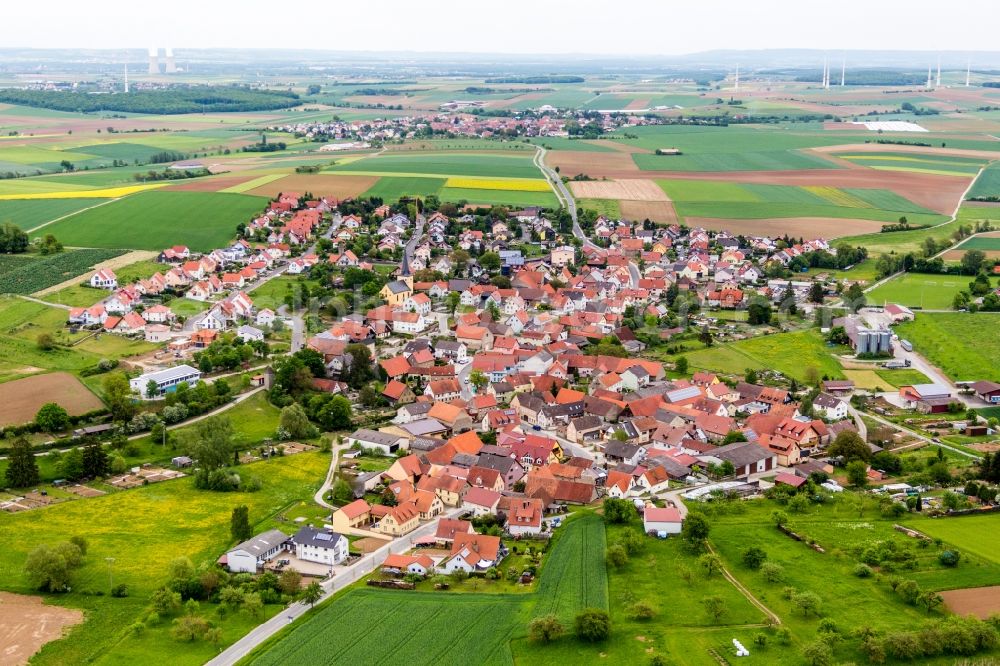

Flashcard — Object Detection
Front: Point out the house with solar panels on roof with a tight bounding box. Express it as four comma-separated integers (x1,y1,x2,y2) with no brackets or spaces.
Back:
292,526,349,566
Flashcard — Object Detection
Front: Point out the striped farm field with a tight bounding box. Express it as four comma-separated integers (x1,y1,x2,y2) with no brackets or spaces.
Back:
836,152,986,176
439,187,559,208
219,173,287,193
443,177,551,192
328,152,543,179
803,185,874,208
0,183,168,200
658,178,941,223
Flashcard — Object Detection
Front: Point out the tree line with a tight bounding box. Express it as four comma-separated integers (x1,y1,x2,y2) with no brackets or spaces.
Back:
0,86,300,115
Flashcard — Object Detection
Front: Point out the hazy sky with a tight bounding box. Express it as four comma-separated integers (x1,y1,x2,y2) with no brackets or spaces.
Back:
8,0,999,54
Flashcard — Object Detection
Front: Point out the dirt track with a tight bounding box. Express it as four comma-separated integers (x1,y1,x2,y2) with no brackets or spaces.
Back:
0,592,83,666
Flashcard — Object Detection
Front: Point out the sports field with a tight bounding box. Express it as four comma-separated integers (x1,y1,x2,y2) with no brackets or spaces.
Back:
35,190,267,251
867,272,986,310
895,312,1000,382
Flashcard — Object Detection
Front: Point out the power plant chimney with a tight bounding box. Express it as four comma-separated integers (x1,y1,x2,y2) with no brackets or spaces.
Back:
841,59,846,87
123,63,129,93
734,63,739,91
148,47,159,75
165,47,177,74
927,65,933,89
967,59,972,87
936,57,941,87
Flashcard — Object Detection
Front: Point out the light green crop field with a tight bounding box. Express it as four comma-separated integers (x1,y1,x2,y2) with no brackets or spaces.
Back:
658,179,940,223
0,197,109,230
329,152,543,179
609,125,866,172
35,190,267,251
873,368,932,388
896,312,1000,382
867,272,992,310
904,514,1000,567
439,186,558,208
954,235,1000,251
968,162,1000,199
360,176,445,201
0,452,328,666
577,198,621,218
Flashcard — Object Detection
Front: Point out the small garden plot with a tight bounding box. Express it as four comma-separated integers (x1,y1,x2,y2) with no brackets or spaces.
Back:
106,467,186,489
64,484,106,498
940,585,1000,618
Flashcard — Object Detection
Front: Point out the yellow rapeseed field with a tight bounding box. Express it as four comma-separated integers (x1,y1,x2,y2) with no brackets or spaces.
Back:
803,185,872,209
0,183,168,200
444,177,551,192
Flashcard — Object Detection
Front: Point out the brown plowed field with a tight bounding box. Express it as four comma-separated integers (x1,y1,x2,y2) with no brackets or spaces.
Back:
246,174,378,199
626,98,651,110
620,200,679,224
0,372,103,428
168,175,256,192
569,179,669,201
547,150,639,176
685,216,885,239
941,249,1000,262
0,592,83,665
940,586,1000,619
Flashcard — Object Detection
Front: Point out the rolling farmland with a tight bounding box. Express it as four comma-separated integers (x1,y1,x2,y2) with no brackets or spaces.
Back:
0,198,110,230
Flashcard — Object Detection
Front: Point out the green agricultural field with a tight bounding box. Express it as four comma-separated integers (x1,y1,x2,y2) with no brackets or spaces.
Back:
439,186,558,208
685,330,845,382
968,161,1000,199
0,452,329,666
0,198,109,231
0,248,125,294
360,176,445,202
896,312,1000,382
658,179,942,224
954,235,1000,251
329,152,543,179
526,137,615,152
35,191,267,252
613,125,865,172
531,513,608,622
249,590,522,666
867,272,989,310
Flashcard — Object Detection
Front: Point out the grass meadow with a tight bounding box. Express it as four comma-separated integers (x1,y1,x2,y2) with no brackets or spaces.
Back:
684,330,846,382
36,190,267,251
0,452,329,666
896,312,1000,382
